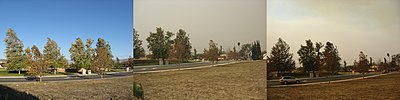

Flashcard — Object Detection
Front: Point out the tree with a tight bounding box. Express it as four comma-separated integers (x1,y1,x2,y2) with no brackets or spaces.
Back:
251,40,262,60
193,48,198,59
321,42,341,75
297,39,322,77
85,39,94,70
228,46,238,60
239,44,252,60
356,51,369,74
169,29,192,62
27,45,48,82
43,37,67,74
4,28,26,74
204,40,219,63
134,28,145,59
114,57,122,69
69,38,85,69
92,38,113,78
146,27,174,64
267,38,295,74
392,54,400,71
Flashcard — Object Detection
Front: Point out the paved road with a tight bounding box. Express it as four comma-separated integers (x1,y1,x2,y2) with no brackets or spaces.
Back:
0,61,233,83
268,73,379,87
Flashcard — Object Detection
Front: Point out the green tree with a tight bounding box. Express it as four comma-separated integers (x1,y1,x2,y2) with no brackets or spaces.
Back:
43,37,67,74
134,28,145,59
321,42,341,75
69,38,85,69
267,38,295,74
27,45,48,82
146,27,174,64
204,40,219,63
169,29,192,62
85,39,94,70
115,57,122,69
4,28,26,74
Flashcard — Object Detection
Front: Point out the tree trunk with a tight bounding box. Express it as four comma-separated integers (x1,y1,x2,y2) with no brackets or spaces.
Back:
18,70,21,75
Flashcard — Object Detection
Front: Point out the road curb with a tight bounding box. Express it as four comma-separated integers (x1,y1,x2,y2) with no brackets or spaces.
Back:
270,73,390,88
134,61,240,74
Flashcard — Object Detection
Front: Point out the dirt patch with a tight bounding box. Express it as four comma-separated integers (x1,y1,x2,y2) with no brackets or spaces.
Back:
268,72,400,100
2,61,266,99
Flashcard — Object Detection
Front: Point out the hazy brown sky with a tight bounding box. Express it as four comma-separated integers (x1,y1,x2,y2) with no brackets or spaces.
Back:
134,0,266,54
267,0,400,66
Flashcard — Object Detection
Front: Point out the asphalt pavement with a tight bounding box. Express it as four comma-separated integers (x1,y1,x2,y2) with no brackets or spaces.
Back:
268,73,379,87
0,61,233,83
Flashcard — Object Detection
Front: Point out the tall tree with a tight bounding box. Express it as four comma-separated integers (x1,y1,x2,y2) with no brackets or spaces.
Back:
169,29,192,62
193,48,198,59
146,27,174,63
69,38,85,69
297,39,321,77
228,46,238,60
267,38,295,74
43,37,67,74
27,45,48,82
133,28,145,59
321,42,341,75
204,40,219,63
115,57,122,69
85,39,94,70
239,44,252,60
356,51,369,74
4,28,26,74
92,38,113,78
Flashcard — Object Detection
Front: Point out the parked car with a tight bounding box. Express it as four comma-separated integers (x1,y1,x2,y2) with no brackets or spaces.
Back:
280,76,302,85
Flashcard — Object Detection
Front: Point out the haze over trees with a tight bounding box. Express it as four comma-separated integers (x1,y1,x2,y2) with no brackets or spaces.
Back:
251,40,262,60
239,44,252,60
204,40,219,63
267,38,295,74
4,28,26,74
321,42,342,75
297,39,323,77
355,51,369,74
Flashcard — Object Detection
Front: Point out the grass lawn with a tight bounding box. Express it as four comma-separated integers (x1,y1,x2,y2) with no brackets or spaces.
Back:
0,69,25,76
1,60,266,99
268,72,400,100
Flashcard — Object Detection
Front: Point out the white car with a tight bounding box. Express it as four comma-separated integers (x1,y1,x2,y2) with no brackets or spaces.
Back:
280,76,302,85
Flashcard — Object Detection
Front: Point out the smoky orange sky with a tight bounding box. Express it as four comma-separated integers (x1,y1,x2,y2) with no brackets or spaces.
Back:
267,0,400,66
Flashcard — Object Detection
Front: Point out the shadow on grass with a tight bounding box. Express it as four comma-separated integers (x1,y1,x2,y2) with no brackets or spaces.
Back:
0,85,38,100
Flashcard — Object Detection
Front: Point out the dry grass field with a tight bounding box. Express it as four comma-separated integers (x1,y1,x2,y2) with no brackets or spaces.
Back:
1,60,266,99
134,60,267,99
268,72,400,100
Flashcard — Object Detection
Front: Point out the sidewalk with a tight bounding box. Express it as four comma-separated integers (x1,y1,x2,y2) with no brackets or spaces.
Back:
0,71,127,79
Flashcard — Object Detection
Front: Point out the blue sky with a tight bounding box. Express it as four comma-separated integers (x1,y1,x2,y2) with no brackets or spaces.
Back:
0,0,133,60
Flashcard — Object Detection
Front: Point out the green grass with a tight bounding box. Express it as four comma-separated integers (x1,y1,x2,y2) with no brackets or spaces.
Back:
0,69,26,76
